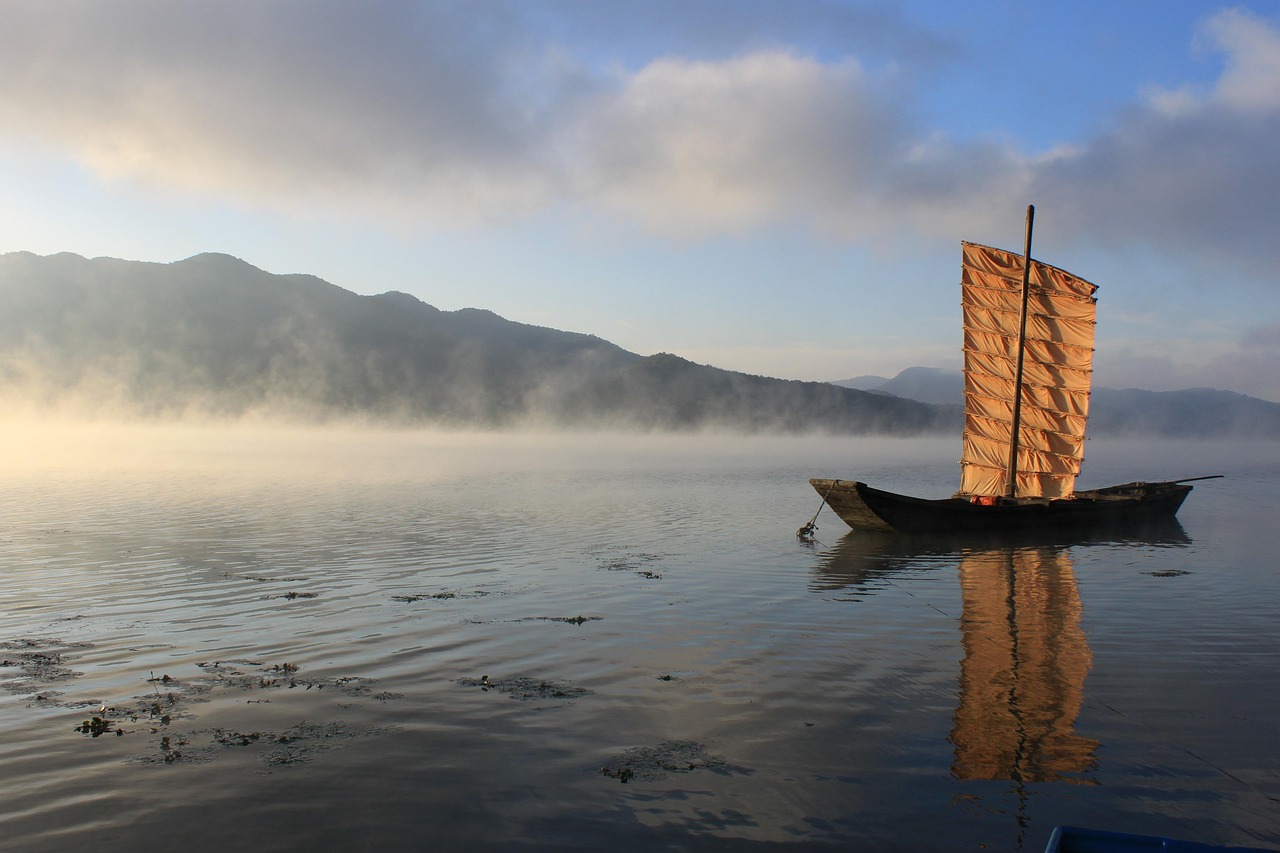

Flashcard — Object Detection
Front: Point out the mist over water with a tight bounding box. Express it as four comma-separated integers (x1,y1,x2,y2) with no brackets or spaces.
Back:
1,422,1277,851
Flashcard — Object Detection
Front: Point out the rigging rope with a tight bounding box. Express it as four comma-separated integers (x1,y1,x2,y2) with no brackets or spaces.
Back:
797,482,836,540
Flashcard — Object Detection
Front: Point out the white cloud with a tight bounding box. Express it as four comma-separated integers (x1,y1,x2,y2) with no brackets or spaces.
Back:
2,2,1279,277
573,52,904,237
1200,6,1280,112
1026,9,1280,274
0,1,577,221
571,6,1280,267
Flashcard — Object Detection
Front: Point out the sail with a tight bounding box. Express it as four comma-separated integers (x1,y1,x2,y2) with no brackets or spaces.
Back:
959,242,1098,498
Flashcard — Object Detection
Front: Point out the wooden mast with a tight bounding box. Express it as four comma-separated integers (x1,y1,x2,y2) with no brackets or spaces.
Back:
1004,205,1035,498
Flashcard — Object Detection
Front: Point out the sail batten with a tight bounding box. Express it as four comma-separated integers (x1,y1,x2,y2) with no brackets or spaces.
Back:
959,242,1098,499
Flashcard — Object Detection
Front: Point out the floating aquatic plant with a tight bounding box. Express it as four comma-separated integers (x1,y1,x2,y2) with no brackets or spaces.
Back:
598,740,727,783
457,675,591,701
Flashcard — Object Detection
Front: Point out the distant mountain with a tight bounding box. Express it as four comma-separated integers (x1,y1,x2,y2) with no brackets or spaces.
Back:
829,374,889,392
874,367,963,406
830,368,961,403
841,367,1280,438
1089,388,1280,438
0,251,953,434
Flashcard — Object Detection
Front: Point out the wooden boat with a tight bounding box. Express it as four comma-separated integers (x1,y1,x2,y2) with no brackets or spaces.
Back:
809,206,1218,535
808,476,1207,534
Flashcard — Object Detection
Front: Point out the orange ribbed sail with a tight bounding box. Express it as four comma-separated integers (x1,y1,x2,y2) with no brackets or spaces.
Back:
959,242,1098,498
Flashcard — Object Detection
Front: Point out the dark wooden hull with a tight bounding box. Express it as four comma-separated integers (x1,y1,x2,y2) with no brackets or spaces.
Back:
809,478,1193,534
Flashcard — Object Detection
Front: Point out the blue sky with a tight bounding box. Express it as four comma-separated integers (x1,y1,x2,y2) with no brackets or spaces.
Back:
2,0,1278,400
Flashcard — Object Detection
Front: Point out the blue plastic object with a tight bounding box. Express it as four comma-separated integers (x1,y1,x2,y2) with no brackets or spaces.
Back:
1045,826,1278,853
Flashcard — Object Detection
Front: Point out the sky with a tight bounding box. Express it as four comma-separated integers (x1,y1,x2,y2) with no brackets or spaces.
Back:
1,0,1278,401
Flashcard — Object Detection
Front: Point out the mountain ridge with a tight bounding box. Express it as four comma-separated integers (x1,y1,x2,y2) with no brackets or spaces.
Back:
0,251,951,433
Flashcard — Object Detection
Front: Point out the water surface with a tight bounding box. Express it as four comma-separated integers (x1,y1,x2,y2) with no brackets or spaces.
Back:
1,426,1277,851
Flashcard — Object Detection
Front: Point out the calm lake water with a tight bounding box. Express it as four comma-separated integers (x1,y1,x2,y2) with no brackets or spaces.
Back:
1,425,1278,852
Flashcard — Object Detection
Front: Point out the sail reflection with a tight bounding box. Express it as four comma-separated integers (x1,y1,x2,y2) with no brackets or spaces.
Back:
950,545,1097,782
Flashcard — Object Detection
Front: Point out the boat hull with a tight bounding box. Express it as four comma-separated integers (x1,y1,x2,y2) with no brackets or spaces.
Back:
809,478,1193,534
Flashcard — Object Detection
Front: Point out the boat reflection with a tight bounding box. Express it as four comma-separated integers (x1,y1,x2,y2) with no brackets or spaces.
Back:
808,530,957,592
812,522,1190,785
810,520,1188,595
